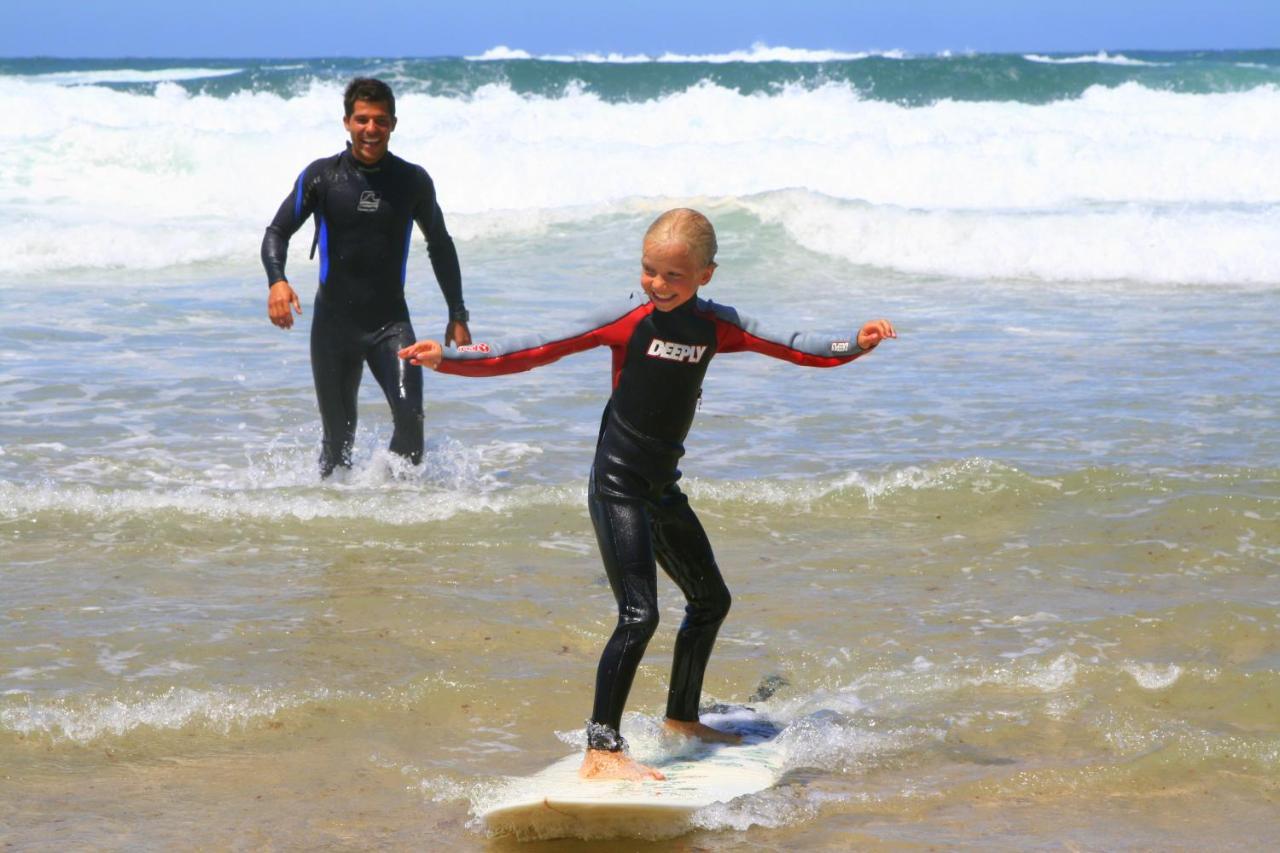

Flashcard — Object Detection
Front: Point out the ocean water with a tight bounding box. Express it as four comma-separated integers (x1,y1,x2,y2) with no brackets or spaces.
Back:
1,48,1278,848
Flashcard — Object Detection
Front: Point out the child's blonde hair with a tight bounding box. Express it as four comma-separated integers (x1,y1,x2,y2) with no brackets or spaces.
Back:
643,208,718,268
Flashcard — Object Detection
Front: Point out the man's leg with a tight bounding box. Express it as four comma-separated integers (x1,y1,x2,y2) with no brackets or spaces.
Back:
311,310,363,477
367,321,424,465
651,487,732,724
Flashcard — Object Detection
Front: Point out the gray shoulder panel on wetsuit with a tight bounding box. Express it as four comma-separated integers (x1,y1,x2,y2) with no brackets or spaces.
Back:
699,298,861,357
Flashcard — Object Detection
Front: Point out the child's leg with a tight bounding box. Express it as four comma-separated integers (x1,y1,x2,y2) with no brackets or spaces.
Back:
586,489,660,750
651,490,732,724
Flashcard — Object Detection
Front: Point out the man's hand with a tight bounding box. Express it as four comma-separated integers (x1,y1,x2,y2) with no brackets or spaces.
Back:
857,318,897,351
398,340,443,369
445,319,471,347
268,280,302,329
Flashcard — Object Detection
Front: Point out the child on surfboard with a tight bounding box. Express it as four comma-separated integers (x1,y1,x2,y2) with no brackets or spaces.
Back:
399,209,895,781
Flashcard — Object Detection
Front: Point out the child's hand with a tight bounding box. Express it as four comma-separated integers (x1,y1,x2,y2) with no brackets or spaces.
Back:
397,340,443,369
857,319,897,351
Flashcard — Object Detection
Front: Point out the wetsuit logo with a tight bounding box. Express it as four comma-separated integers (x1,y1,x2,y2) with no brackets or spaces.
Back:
831,341,850,353
456,343,491,353
357,191,381,212
646,339,707,364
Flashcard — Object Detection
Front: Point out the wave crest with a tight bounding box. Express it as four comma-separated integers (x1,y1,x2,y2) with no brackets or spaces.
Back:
468,42,900,64
1,76,1276,283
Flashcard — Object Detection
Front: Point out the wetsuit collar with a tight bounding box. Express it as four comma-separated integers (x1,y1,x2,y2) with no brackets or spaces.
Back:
666,296,700,316
344,141,386,171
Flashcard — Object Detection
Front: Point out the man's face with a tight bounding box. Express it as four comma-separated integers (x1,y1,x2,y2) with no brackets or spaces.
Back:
343,99,397,165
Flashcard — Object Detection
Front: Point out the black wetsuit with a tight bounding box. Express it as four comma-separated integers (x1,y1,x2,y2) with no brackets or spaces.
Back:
262,144,467,476
436,293,871,751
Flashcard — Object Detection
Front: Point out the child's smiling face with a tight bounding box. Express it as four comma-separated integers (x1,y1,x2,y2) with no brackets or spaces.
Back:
640,240,716,312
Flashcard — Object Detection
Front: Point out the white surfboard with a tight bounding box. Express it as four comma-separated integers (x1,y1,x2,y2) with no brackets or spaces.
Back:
478,711,784,840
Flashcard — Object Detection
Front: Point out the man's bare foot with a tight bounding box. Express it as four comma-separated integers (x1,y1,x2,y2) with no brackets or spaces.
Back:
579,749,665,781
664,718,743,744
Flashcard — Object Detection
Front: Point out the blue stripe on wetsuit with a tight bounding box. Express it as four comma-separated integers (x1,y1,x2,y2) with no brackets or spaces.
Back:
318,217,329,285
293,169,307,221
400,219,414,286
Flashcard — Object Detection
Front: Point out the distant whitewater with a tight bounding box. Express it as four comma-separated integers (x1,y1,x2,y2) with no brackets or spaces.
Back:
0,49,1278,285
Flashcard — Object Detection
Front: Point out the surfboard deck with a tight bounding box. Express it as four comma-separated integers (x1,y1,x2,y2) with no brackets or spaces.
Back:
479,712,784,840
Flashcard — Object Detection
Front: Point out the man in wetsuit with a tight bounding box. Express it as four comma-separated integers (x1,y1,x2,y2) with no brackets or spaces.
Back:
261,77,470,477
399,208,896,781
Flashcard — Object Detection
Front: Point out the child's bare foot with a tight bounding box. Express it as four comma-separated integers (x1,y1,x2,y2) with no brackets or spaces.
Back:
664,718,743,744
579,749,666,781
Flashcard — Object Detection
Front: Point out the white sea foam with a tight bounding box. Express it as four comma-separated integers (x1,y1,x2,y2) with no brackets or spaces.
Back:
689,458,1039,509
0,78,1276,285
1124,662,1183,690
743,190,1280,286
1003,654,1079,692
467,46,654,64
0,685,322,743
0,460,1033,525
1023,52,1163,67
0,478,560,526
13,67,246,85
469,43,896,63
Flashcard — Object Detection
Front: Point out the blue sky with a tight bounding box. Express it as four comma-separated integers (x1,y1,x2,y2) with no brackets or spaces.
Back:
6,0,1277,57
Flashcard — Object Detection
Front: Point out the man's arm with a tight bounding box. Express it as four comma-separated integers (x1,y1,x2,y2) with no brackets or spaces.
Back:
413,169,469,344
261,163,322,329
706,300,895,366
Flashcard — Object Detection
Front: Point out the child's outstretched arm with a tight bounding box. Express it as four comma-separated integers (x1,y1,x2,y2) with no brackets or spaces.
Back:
397,295,650,377
706,301,896,366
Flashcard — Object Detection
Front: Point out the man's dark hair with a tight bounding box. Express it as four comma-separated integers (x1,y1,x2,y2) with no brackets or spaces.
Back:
344,78,396,117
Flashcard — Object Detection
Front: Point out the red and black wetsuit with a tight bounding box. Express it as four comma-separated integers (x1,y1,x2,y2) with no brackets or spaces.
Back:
262,144,467,476
437,292,870,750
